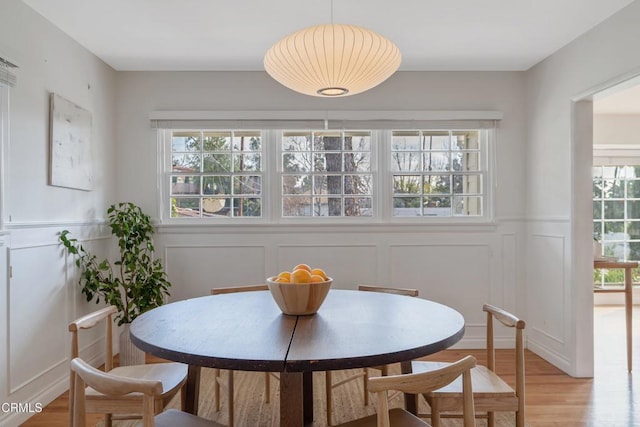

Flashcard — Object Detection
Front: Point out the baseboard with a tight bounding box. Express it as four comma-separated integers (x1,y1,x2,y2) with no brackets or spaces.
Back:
0,375,68,427
449,336,519,350
0,351,105,427
527,339,572,375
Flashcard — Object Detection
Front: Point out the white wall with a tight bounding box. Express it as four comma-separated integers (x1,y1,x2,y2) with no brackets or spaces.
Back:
594,114,640,145
115,70,528,219
525,1,640,377
6,0,639,422
0,1,117,425
115,70,528,349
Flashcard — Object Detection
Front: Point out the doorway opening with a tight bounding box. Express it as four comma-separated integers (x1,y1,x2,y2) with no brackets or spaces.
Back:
591,78,640,373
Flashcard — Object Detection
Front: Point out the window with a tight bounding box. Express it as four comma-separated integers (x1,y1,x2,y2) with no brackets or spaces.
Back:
170,130,263,218
593,165,640,287
281,131,372,217
162,126,491,223
391,130,484,217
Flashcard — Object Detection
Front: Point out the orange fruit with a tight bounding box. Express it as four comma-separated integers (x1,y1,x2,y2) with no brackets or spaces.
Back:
275,276,290,283
310,268,328,280
277,271,291,281
310,274,325,283
290,268,312,284
292,263,312,272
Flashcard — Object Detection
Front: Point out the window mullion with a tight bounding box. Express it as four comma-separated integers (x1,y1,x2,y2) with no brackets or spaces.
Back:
269,129,281,222
372,130,383,222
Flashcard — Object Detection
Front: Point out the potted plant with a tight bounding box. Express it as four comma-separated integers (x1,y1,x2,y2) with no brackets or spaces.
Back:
59,202,172,365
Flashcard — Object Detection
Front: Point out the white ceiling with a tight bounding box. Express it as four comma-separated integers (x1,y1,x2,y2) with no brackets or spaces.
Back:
19,0,635,72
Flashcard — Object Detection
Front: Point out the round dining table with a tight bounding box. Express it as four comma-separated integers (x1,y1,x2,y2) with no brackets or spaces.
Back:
130,289,465,427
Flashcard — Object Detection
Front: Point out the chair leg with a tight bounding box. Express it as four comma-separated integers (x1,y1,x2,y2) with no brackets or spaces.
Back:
430,398,441,427
104,414,112,427
213,368,221,411
363,368,369,406
264,372,270,403
488,411,495,427
180,384,187,411
227,371,234,427
325,371,333,426
516,410,525,427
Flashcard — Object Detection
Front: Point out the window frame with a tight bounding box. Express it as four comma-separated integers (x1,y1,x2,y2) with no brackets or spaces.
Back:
159,129,269,224
591,144,640,289
387,129,489,221
158,123,496,225
275,129,379,224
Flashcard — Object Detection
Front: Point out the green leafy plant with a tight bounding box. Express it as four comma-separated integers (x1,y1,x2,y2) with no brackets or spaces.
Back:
59,202,171,325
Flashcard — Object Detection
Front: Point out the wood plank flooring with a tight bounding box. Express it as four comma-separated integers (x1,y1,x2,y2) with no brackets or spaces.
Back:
19,305,640,427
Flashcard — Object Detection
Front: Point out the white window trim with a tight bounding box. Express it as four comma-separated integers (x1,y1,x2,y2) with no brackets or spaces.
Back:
273,129,380,225
149,110,503,130
593,144,640,165
385,128,495,224
157,129,269,224
155,110,501,225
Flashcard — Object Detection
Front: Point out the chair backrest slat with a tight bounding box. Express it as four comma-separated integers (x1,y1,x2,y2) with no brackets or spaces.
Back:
357,285,419,297
369,355,476,427
368,355,475,394
69,306,118,331
211,284,268,295
70,358,162,427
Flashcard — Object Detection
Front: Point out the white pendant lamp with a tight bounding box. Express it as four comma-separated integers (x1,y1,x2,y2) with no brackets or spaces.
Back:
264,23,401,97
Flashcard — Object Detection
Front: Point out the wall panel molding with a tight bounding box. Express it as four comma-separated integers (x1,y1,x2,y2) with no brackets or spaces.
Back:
8,357,66,395
528,233,567,347
501,233,517,311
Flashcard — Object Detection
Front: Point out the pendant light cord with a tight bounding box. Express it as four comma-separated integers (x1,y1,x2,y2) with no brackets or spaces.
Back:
330,0,334,24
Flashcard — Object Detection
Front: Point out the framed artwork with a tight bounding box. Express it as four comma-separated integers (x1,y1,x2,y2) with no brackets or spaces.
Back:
49,93,93,191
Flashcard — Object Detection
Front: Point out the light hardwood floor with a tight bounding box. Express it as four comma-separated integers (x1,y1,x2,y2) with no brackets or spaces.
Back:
20,305,640,427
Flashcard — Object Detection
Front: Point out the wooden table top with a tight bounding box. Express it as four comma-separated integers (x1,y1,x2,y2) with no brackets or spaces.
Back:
130,290,295,371
594,259,639,269
130,289,465,373
286,290,465,371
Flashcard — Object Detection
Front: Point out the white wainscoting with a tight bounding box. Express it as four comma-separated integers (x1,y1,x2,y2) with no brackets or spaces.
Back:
0,225,111,427
165,245,268,301
1,221,525,426
9,244,69,394
529,233,566,346
156,223,523,350
525,220,572,374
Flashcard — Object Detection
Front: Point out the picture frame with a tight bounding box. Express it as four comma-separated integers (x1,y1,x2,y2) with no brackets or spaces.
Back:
49,93,93,191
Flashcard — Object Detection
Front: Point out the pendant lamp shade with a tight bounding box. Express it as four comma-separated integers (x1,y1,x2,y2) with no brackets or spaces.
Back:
264,24,401,97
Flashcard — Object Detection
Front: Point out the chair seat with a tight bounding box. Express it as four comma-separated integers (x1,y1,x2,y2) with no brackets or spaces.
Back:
85,362,188,398
412,361,514,397
155,409,225,427
334,408,429,427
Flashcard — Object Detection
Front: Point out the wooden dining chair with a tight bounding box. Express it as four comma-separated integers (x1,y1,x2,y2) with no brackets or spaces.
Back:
69,357,223,427
333,355,477,427
210,284,277,427
325,284,419,426
412,304,526,427
69,306,188,427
